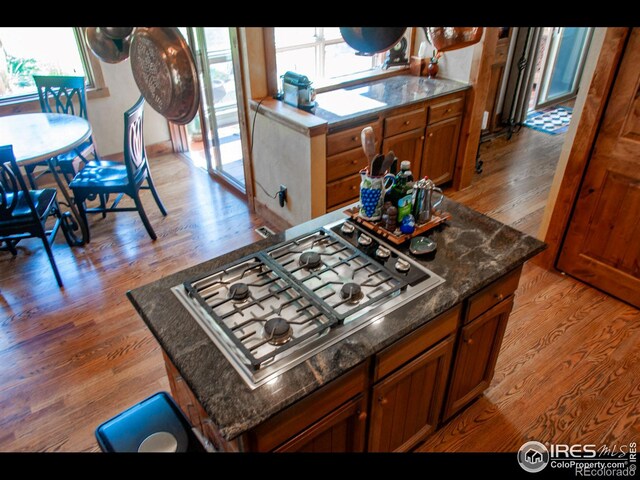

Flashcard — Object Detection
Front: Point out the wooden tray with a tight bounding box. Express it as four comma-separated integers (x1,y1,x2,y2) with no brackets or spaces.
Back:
344,207,451,245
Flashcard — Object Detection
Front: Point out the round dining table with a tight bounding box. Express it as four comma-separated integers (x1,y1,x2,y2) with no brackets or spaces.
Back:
0,113,92,245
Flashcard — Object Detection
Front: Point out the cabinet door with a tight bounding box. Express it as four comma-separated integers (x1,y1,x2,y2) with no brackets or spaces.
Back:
443,297,514,420
420,116,462,185
382,127,425,175
275,395,367,452
368,336,454,452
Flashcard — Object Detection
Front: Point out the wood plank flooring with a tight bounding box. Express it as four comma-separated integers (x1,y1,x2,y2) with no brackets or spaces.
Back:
0,127,638,452
0,154,271,451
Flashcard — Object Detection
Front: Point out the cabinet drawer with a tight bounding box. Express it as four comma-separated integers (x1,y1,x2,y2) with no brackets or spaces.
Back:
427,94,465,124
247,362,368,452
327,147,370,183
384,108,427,137
327,173,360,208
374,305,460,381
464,266,522,324
327,121,382,156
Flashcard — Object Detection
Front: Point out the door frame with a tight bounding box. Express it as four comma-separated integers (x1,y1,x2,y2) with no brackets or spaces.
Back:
168,28,256,211
534,27,630,270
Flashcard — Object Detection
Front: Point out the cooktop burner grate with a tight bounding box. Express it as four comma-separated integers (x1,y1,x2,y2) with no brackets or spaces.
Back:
183,255,336,371
266,229,407,322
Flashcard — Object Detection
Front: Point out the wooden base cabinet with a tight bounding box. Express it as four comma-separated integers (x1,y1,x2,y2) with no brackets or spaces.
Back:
369,336,455,452
442,297,514,420
420,116,462,185
275,395,367,452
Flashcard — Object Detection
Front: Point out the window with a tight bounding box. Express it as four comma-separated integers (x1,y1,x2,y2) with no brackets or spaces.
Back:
274,27,390,88
0,27,94,102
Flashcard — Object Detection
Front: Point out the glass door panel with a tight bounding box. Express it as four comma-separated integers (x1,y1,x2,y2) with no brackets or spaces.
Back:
184,27,247,191
536,27,592,108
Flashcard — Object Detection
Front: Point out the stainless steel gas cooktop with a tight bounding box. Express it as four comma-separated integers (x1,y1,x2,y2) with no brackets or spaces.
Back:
172,218,444,389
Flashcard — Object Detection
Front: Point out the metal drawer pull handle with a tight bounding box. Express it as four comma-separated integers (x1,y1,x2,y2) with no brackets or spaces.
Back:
446,108,452,112
352,136,357,141
464,336,475,345
404,120,410,125
378,396,388,405
357,409,367,421
494,293,505,301
428,133,433,137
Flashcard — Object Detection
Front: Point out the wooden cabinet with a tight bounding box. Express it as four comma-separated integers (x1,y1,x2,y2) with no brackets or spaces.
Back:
369,336,455,452
324,90,466,212
381,128,425,176
275,395,367,452
326,119,382,211
420,115,462,185
443,278,518,421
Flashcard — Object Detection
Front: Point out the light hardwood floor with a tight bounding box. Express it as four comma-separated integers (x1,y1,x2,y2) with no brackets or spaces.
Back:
0,127,638,452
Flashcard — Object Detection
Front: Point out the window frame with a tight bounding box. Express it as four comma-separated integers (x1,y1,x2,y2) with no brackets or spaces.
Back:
0,27,110,115
268,27,414,95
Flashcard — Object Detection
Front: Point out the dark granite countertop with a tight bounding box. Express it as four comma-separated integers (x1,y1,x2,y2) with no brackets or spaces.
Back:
127,198,545,441
313,74,470,129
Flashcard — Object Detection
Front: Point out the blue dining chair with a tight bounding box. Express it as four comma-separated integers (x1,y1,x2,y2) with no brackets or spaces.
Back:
0,145,65,287
24,75,118,188
69,96,167,242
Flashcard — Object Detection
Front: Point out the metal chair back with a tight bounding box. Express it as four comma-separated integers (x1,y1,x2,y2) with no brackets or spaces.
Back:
0,145,35,221
33,75,89,119
123,96,148,184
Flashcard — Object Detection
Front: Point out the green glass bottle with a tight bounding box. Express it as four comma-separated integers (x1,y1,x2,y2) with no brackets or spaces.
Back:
387,161,414,223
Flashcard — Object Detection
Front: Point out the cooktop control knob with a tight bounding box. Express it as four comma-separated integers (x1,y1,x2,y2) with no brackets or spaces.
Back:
341,222,355,234
358,233,372,246
395,258,411,273
376,246,390,259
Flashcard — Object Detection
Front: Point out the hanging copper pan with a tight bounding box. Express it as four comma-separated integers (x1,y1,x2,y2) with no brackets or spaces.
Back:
85,27,131,64
424,27,484,52
129,27,200,125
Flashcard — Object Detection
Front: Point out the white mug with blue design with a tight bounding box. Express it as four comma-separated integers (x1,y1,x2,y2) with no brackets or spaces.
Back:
359,169,395,221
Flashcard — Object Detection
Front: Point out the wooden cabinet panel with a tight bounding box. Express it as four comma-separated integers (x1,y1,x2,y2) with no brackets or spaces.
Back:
326,173,360,208
464,266,522,324
326,147,370,183
420,115,462,185
369,336,454,452
375,305,459,381
246,362,368,452
443,297,514,420
384,108,427,137
275,395,367,452
327,121,382,156
427,94,465,124
381,127,425,176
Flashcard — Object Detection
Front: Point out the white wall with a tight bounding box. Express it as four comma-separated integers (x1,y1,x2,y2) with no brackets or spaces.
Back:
87,59,171,156
413,27,482,84
252,111,313,225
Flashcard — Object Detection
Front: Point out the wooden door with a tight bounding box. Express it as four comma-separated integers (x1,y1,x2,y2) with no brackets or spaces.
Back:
420,116,462,185
275,395,367,452
368,336,454,452
443,297,514,421
382,127,425,175
557,28,640,308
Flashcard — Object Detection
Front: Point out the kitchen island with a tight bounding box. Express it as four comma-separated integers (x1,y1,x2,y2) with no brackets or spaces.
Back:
127,198,545,452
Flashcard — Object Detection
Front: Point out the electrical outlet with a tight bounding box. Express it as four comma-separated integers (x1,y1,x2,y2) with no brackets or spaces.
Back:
482,111,489,130
278,185,287,207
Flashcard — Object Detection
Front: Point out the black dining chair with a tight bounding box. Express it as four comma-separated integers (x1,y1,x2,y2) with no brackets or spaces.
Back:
0,145,64,287
69,96,167,242
25,75,118,188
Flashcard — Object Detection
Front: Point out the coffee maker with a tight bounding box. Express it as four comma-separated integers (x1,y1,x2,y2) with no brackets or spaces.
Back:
281,71,316,112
